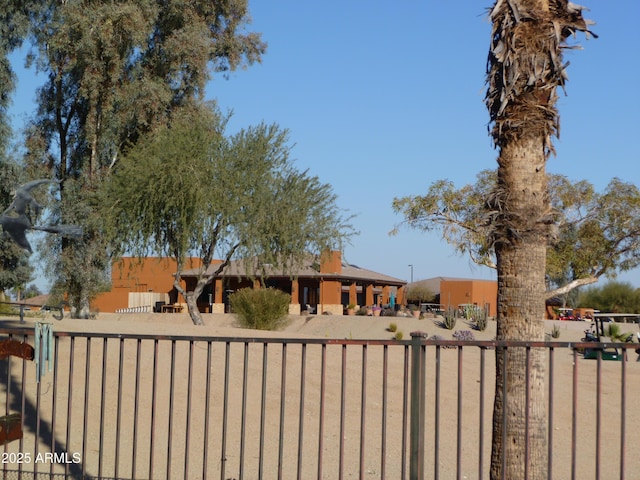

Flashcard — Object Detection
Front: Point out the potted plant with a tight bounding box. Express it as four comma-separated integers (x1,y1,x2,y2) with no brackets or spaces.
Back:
409,304,421,318
372,305,382,317
346,303,356,315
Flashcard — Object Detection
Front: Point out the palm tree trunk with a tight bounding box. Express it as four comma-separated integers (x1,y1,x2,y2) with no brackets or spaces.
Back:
485,1,594,477
490,137,549,479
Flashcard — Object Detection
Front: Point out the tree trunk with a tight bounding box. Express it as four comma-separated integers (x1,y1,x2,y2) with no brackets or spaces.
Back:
185,291,204,326
70,291,91,319
490,138,548,479
174,276,206,326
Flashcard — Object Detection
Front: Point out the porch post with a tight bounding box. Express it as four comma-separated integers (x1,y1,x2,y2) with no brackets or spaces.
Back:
382,285,390,305
349,282,357,307
214,278,223,303
211,278,225,313
289,278,301,315
365,283,374,307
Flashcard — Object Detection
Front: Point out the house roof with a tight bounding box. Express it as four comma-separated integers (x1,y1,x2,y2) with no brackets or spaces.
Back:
15,294,50,307
180,256,406,286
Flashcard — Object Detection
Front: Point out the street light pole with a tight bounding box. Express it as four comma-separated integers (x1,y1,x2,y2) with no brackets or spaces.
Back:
408,264,413,284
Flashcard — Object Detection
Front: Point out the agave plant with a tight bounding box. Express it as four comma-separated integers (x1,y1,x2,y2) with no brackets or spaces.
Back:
605,323,634,342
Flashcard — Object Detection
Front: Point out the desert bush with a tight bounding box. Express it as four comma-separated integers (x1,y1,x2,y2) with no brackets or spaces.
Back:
388,322,398,332
0,302,15,315
551,325,561,339
394,331,404,341
356,307,368,316
230,288,290,330
452,330,476,341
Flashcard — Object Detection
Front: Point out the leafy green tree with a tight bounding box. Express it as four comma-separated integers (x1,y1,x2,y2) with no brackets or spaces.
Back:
0,161,34,301
0,2,43,301
40,179,112,318
578,281,640,314
405,283,435,304
393,171,640,300
20,284,42,300
0,1,47,155
103,104,353,325
17,0,265,316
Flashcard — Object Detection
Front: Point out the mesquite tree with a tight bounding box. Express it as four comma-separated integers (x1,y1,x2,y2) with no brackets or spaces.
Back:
104,104,353,325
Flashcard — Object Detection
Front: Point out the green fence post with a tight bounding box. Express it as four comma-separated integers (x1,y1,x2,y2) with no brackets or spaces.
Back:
410,331,427,480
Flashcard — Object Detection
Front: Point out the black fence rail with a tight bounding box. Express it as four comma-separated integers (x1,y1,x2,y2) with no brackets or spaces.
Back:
0,327,637,479
0,303,65,323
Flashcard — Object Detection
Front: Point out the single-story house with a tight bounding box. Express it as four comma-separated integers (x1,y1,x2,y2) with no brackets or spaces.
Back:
91,257,207,313
180,251,407,315
92,252,406,315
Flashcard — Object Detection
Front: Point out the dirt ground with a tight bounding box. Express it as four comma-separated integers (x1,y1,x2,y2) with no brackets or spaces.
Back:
1,312,639,479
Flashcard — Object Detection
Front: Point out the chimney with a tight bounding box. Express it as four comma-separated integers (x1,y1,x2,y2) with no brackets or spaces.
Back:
319,250,342,274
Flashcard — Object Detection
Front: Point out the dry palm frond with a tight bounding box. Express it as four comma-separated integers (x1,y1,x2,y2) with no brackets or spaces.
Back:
483,178,558,248
485,0,596,158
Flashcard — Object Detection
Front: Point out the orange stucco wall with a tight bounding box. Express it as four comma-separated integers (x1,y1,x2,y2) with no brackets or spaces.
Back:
92,257,203,313
440,279,497,317
320,250,342,275
319,251,342,307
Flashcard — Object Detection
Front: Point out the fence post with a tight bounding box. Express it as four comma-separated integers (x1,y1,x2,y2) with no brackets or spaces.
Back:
410,331,427,480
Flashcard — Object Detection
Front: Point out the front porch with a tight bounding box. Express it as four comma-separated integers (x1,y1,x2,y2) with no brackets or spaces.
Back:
188,276,405,316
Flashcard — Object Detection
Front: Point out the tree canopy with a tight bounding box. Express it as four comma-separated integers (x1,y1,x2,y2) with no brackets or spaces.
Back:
8,0,265,315
103,104,354,325
577,281,640,314
0,161,33,298
392,170,640,298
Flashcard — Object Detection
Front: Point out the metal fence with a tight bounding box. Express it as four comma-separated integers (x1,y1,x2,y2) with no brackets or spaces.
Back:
0,327,637,480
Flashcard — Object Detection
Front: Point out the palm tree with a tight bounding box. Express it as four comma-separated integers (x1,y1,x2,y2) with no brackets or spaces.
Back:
484,1,594,478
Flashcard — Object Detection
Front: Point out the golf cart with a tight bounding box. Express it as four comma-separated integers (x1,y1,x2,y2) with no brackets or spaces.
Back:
581,316,626,361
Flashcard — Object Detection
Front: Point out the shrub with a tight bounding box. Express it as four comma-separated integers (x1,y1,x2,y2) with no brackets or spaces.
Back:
430,333,457,348
230,288,290,331
605,322,634,342
394,331,404,341
551,325,561,339
0,302,15,315
452,330,476,341
388,322,398,332
356,307,368,316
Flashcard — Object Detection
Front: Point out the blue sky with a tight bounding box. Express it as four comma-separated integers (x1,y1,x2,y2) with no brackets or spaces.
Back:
8,1,640,288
